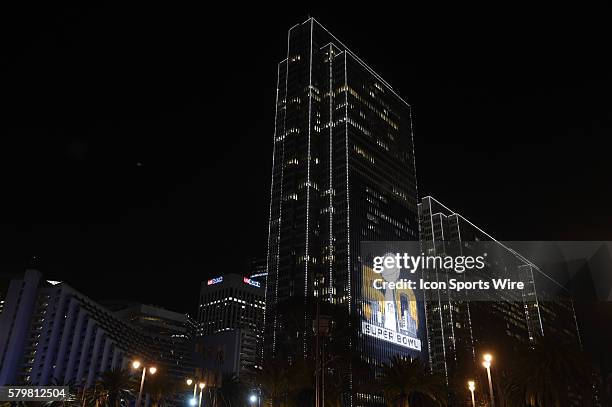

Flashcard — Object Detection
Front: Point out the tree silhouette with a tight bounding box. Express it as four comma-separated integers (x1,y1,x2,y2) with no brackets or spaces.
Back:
503,337,593,406
96,368,135,407
379,356,447,407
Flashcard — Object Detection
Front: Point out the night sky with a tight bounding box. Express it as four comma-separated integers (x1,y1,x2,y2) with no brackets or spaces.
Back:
2,5,611,314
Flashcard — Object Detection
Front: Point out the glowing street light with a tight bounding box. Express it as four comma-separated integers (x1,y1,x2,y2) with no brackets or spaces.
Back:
185,377,201,400
197,382,206,407
467,381,476,407
482,354,495,407
132,360,156,407
249,392,261,407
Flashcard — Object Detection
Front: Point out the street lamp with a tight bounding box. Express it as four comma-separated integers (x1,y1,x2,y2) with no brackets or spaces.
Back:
482,354,495,407
467,380,476,407
249,393,261,407
198,382,206,407
186,378,198,400
132,360,156,407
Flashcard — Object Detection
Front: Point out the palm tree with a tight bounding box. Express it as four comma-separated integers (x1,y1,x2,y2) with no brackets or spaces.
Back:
42,377,81,407
218,374,247,407
380,356,447,407
252,359,292,407
97,368,135,407
144,375,180,407
78,383,106,407
503,337,593,406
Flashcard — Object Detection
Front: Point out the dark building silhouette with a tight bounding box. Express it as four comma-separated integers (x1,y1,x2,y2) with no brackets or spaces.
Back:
114,303,196,382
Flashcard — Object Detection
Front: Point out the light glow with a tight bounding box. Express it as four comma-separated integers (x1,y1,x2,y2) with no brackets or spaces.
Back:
207,276,223,286
243,277,261,287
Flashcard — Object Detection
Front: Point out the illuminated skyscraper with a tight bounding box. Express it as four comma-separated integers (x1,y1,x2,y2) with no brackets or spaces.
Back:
418,196,581,385
196,274,265,375
264,17,420,371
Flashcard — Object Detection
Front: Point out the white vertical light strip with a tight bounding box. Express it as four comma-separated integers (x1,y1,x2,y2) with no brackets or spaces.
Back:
263,62,281,357
570,299,582,347
408,106,418,227
418,202,434,371
439,213,457,363
343,52,354,407
518,264,535,341
428,197,449,383
303,18,314,358
343,52,351,313
328,44,334,303
454,215,476,360
272,25,295,356
527,264,545,336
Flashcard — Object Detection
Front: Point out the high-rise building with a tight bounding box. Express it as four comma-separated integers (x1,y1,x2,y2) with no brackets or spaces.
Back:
418,196,581,383
196,274,265,375
0,270,151,386
264,17,420,371
0,270,196,388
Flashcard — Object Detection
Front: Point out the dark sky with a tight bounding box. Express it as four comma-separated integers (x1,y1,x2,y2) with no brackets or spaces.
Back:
2,4,611,313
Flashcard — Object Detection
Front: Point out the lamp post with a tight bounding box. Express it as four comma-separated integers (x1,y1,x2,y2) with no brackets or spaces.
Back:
467,380,476,407
186,378,199,402
132,360,156,407
482,354,495,407
198,382,206,407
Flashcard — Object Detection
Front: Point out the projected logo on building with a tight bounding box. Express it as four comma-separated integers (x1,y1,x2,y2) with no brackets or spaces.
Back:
361,260,422,352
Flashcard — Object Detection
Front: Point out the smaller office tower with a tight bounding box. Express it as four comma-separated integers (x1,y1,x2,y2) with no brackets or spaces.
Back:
196,274,265,375
418,196,580,384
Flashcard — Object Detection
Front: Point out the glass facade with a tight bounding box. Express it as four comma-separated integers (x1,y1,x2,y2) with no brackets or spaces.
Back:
418,196,581,386
264,17,420,372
